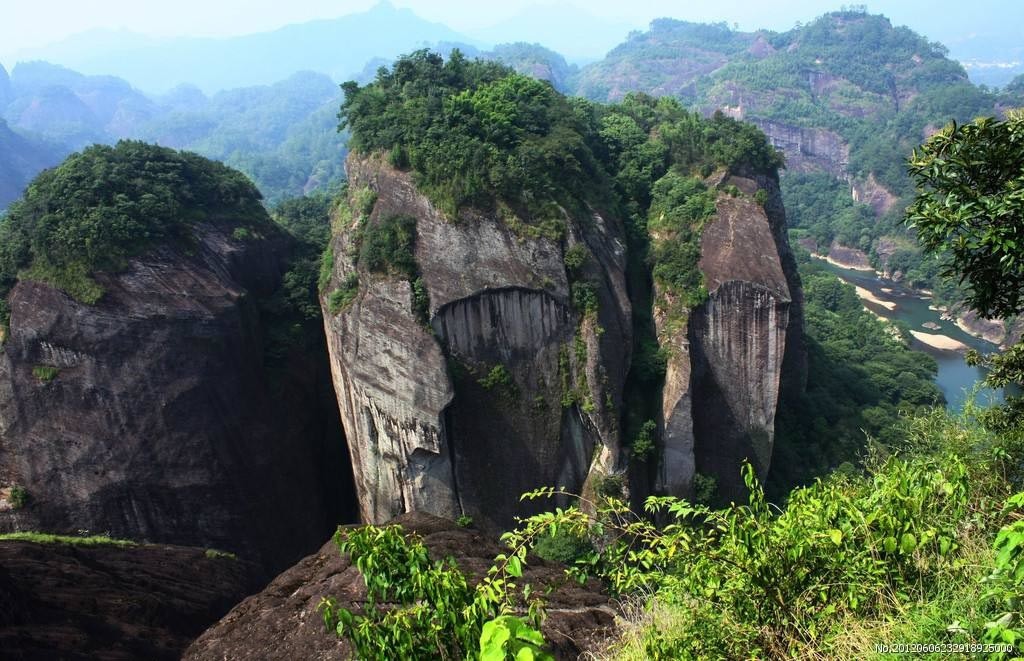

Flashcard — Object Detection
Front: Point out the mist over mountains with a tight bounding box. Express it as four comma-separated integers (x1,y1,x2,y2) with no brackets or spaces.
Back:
10,2,471,94
1,2,1023,213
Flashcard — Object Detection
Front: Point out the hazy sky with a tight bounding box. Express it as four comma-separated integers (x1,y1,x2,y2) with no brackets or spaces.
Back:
2,0,1022,62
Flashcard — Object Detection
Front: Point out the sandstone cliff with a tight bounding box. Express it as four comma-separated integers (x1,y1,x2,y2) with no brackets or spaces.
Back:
322,154,632,528
656,173,804,501
323,154,804,521
0,223,353,573
0,538,259,660
747,118,850,179
184,512,614,661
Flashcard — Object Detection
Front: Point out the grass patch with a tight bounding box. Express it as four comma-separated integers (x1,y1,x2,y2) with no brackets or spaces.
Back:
205,548,239,560
8,485,29,509
20,260,104,305
232,226,254,241
0,532,136,547
32,365,59,383
327,273,359,314
360,214,417,278
318,244,335,293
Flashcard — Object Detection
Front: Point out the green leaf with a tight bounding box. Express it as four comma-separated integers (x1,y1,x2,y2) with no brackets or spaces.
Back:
900,532,917,554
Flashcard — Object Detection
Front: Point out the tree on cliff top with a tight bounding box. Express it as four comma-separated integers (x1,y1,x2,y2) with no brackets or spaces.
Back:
0,140,267,304
339,49,783,220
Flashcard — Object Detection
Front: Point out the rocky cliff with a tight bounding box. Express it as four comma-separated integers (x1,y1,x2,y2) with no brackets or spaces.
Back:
656,173,803,501
184,512,614,661
0,223,352,573
0,538,259,660
322,154,632,528
323,153,804,522
748,119,850,179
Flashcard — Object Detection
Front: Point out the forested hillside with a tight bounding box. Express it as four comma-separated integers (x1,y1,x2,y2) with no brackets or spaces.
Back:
571,10,1024,308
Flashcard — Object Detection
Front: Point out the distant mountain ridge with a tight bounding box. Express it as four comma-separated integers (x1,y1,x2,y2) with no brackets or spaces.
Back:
0,117,66,210
0,44,577,206
12,2,476,94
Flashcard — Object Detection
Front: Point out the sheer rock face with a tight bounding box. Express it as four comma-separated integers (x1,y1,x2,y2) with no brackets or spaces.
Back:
322,154,632,528
751,119,850,177
656,173,804,501
0,225,352,574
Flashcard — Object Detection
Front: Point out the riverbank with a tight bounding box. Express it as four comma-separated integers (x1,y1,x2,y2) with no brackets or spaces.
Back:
819,244,1018,347
837,276,898,310
810,254,1004,410
810,251,876,272
910,331,969,352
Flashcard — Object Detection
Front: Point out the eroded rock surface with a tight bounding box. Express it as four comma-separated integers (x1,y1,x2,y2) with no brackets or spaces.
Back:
184,512,615,661
0,539,258,661
657,173,803,501
322,154,632,528
0,224,353,573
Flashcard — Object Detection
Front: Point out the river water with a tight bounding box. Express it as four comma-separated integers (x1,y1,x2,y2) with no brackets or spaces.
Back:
813,258,1003,410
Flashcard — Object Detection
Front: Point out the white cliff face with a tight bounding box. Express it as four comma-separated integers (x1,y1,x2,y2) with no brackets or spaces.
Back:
322,154,632,527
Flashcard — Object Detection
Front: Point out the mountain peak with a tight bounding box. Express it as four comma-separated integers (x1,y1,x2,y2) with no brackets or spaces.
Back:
368,0,399,14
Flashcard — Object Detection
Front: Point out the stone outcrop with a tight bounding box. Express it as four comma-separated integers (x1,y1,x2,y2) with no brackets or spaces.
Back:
0,538,259,660
750,119,850,178
324,154,803,520
656,173,803,501
0,223,354,573
322,154,631,528
184,512,615,661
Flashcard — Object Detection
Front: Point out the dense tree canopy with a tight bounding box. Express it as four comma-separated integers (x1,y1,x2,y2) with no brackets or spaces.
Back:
907,112,1024,319
0,140,267,304
339,50,783,222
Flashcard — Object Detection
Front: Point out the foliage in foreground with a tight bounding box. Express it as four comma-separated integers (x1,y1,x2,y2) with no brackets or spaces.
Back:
907,111,1024,432
322,403,1024,658
318,524,551,660
583,406,1024,659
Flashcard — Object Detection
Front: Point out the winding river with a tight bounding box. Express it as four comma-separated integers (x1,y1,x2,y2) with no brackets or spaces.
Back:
814,258,1004,410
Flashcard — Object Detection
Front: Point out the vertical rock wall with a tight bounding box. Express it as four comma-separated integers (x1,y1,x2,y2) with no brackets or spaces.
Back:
0,226,353,573
321,154,632,528
656,173,802,501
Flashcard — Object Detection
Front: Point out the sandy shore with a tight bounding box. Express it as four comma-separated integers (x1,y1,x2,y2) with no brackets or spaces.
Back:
910,330,968,351
853,285,897,310
821,254,876,272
